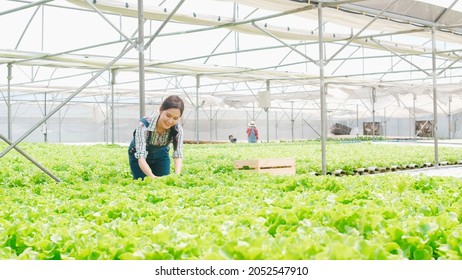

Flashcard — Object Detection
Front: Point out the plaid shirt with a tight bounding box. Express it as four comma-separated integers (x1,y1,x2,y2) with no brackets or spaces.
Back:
134,115,184,159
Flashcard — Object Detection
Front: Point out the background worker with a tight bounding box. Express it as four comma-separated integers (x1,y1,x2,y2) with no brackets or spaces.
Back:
246,121,258,143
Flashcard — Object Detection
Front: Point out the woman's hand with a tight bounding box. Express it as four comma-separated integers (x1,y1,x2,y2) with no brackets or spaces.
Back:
137,158,157,178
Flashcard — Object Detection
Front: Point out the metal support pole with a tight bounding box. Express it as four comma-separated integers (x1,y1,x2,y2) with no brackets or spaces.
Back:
111,69,117,144
291,101,294,142
0,134,60,182
448,96,452,139
266,80,270,143
383,108,387,138
431,26,439,167
41,5,45,51
413,93,416,138
138,0,146,118
196,75,200,143
7,63,12,140
210,104,213,141
356,104,359,137
215,109,220,142
215,110,218,141
275,111,278,140
372,87,376,138
301,112,303,139
44,92,47,143
58,109,61,142
105,85,109,143
318,4,327,175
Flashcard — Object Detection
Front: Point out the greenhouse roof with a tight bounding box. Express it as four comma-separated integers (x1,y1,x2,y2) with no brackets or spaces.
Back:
1,0,462,117
2,0,462,171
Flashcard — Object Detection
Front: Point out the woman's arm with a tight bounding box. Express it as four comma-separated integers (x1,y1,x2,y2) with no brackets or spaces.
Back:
174,157,182,174
172,123,183,175
137,157,157,178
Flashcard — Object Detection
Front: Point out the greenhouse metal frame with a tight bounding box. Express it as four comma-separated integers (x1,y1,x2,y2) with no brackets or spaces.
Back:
2,0,462,175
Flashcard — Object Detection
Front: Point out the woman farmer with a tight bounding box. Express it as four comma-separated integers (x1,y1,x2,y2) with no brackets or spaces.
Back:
128,95,184,179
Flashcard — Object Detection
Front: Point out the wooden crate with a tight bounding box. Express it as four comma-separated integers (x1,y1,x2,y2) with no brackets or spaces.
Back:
234,158,296,175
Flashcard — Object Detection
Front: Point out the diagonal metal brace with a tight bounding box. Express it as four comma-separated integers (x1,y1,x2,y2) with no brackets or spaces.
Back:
0,134,61,182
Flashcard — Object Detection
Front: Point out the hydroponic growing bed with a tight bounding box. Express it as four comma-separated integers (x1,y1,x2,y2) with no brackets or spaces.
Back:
1,141,461,260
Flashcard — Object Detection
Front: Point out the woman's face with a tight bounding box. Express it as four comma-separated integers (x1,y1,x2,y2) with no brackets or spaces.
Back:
158,108,181,130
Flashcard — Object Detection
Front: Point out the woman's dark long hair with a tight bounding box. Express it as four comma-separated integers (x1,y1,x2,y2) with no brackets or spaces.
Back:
160,95,185,116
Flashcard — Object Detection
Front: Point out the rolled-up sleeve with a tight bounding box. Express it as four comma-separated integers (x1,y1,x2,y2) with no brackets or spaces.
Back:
134,122,149,159
172,124,184,159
